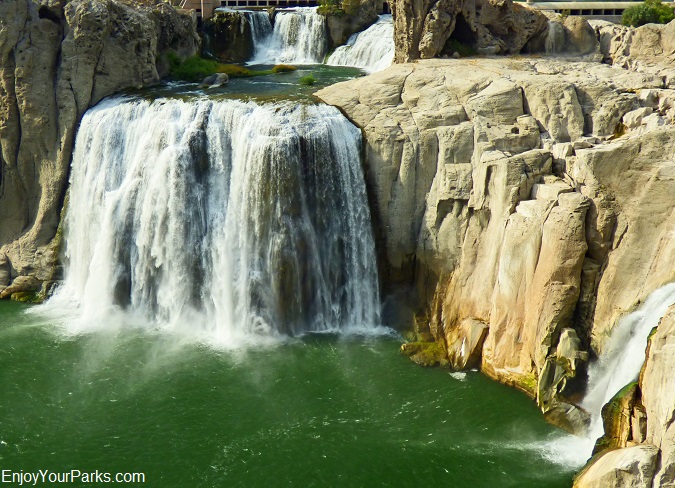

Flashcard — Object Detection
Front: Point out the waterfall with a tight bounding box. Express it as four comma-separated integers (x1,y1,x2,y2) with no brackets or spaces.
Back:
581,283,675,444
49,97,380,343
545,20,565,54
249,7,327,65
245,10,273,46
326,15,395,73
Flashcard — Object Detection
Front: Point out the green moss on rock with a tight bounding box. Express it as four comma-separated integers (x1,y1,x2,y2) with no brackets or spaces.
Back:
400,341,449,367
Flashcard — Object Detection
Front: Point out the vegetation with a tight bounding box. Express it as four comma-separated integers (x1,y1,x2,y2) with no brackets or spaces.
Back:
444,38,477,57
10,291,42,304
317,0,360,16
299,75,316,86
167,54,305,83
317,0,344,16
400,341,449,367
272,64,298,74
622,0,675,27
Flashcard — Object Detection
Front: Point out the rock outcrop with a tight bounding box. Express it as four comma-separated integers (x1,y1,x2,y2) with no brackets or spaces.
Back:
591,19,675,86
391,0,548,61
324,0,380,49
316,57,675,434
202,10,254,63
525,13,600,55
0,0,198,299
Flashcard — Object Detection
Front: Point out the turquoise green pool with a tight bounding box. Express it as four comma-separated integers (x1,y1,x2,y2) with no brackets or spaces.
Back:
0,301,578,487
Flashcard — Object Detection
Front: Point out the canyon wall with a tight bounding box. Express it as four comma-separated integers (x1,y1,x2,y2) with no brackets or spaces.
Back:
316,57,675,435
0,0,198,300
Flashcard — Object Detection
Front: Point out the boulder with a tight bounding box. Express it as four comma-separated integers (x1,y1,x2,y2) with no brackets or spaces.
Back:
574,445,660,488
202,72,229,88
526,14,599,55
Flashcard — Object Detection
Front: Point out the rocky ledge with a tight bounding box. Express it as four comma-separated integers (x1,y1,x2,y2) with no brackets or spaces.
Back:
316,57,675,438
0,0,198,301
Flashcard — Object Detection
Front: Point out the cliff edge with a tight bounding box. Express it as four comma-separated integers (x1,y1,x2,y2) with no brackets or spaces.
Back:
0,0,198,300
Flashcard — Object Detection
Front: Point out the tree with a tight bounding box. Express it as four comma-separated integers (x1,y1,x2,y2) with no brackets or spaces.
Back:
622,0,675,27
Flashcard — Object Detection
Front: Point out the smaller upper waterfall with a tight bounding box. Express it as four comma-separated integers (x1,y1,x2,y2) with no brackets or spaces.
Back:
545,20,565,54
581,284,675,447
250,7,327,65
246,10,273,43
326,15,394,73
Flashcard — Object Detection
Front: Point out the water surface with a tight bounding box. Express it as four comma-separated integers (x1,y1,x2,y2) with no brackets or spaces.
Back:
0,302,577,487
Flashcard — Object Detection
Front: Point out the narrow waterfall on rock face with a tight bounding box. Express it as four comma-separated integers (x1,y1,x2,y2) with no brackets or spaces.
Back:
249,7,327,65
48,97,380,343
326,15,395,73
537,283,675,467
567,283,675,455
545,20,565,54
582,284,675,437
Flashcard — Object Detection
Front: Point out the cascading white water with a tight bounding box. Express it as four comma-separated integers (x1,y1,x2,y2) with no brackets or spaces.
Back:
545,20,565,54
536,283,675,467
245,10,273,45
326,15,395,73
47,97,380,344
249,7,327,65
581,283,675,443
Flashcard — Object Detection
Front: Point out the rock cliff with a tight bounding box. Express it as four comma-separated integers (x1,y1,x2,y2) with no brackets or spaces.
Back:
391,0,549,61
316,57,675,434
0,0,198,300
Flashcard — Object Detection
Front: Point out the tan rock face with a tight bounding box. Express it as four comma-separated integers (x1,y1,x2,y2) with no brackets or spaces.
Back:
591,19,675,87
392,0,548,62
641,305,675,487
0,0,198,293
316,57,675,428
574,444,660,488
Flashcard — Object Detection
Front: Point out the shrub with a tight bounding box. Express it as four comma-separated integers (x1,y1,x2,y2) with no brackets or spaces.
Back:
170,56,222,82
342,0,360,16
168,55,273,82
444,38,477,57
272,64,297,74
317,0,344,16
622,0,675,27
299,75,316,85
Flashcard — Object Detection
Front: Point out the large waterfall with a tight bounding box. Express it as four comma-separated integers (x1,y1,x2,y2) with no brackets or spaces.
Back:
249,8,327,65
49,97,380,343
326,15,395,73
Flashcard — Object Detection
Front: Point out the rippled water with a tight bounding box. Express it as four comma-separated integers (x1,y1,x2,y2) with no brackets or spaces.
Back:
0,302,578,487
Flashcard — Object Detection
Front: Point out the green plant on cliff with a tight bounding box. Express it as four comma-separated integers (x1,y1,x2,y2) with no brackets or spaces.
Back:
341,0,360,16
622,0,674,26
318,0,345,16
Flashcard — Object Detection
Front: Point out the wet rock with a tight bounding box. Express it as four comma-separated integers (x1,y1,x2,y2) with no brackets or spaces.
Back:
202,72,229,88
203,10,254,63
400,341,449,367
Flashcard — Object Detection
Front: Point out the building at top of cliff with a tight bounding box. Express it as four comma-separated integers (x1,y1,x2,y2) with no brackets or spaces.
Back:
524,0,674,23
